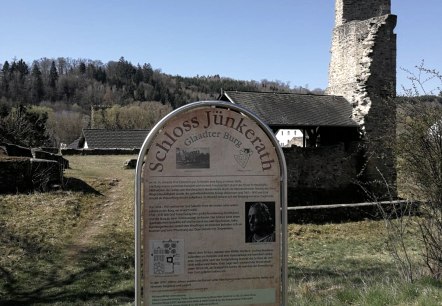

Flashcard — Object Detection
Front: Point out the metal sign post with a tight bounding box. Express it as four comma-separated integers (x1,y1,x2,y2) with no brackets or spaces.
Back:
135,101,287,305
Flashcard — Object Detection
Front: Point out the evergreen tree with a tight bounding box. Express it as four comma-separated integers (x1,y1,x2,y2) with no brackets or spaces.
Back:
0,56,307,114
9,61,17,74
24,106,50,146
0,105,50,146
79,62,86,74
2,61,10,74
30,63,44,103
86,63,96,79
1,61,10,97
8,59,30,103
142,63,153,83
49,61,58,88
93,66,107,83
16,59,29,79
48,61,59,101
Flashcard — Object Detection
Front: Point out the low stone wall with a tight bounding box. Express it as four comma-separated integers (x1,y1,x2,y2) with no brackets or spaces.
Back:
33,149,69,169
0,157,32,193
283,142,365,205
0,157,62,193
61,148,140,155
1,143,139,193
31,158,63,190
0,146,7,156
287,200,417,224
288,204,381,223
2,143,33,157
39,147,60,154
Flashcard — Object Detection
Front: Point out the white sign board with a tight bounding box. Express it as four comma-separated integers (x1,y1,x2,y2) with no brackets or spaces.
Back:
135,101,287,305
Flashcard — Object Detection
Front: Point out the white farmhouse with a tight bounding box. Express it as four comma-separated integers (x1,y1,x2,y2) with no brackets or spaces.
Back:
275,129,303,147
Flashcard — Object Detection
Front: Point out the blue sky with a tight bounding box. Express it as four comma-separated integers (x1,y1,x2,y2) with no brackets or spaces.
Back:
1,0,441,93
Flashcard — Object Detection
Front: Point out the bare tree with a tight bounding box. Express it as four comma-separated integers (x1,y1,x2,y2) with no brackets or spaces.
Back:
397,96,442,279
392,63,442,280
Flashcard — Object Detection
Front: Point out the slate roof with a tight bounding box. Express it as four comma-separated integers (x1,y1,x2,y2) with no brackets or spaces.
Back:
67,138,80,149
219,91,358,128
79,129,150,149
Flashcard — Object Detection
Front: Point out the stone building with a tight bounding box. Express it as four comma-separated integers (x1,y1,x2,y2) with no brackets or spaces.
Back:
219,0,398,203
326,0,397,197
327,0,396,127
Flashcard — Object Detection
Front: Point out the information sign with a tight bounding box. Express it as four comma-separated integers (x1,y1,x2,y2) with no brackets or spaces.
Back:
135,101,287,306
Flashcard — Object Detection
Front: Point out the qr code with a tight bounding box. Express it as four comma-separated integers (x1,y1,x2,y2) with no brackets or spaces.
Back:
149,239,184,275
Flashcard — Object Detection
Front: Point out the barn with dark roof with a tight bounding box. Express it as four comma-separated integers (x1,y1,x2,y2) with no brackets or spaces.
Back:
219,90,360,147
75,129,150,149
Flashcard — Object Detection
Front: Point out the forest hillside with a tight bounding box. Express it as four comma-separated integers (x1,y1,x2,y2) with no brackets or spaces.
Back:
0,57,323,146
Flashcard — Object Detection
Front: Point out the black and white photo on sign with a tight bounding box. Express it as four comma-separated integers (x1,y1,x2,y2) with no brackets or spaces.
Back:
245,201,276,243
176,147,210,169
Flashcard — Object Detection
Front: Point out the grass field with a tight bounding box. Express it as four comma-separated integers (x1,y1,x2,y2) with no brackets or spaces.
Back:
1,155,441,305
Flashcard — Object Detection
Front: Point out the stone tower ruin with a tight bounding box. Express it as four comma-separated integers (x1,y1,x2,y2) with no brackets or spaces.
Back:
326,0,397,196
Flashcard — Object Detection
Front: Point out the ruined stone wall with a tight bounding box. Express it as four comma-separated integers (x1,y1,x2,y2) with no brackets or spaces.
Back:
61,148,139,155
283,143,364,205
0,144,65,193
335,0,391,26
0,157,31,193
0,157,62,193
326,0,397,198
327,14,396,125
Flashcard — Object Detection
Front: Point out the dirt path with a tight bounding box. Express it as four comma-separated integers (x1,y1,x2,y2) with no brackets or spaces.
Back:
65,177,123,259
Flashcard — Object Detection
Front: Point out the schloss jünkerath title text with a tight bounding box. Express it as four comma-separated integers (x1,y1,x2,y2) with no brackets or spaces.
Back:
149,110,275,172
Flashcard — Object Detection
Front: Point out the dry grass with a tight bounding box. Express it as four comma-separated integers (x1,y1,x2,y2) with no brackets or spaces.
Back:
1,155,441,305
0,155,136,305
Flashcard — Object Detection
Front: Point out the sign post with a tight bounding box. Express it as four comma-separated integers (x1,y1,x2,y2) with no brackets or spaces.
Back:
135,101,287,305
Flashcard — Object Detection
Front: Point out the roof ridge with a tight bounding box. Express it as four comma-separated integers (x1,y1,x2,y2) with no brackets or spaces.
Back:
220,91,357,127
223,90,344,98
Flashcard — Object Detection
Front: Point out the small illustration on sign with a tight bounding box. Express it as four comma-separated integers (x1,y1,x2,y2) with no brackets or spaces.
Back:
150,239,184,275
234,148,253,168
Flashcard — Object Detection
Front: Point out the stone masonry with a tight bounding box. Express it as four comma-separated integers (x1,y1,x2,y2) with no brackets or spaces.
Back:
327,0,396,124
326,0,397,197
334,0,392,27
